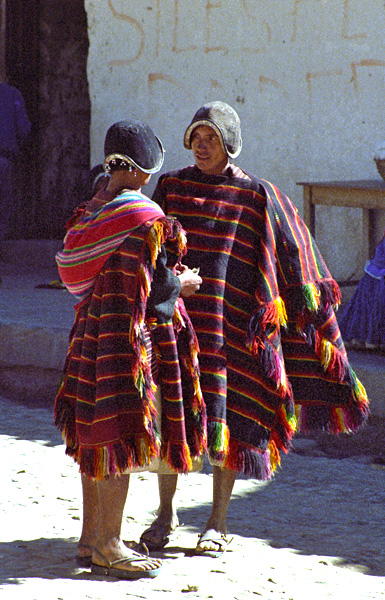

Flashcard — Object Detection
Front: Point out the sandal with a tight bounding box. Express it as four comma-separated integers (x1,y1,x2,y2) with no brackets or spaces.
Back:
140,519,178,551
76,540,144,568
91,547,162,580
195,530,233,558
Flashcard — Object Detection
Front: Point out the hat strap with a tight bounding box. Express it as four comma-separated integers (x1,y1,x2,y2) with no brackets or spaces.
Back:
104,153,135,173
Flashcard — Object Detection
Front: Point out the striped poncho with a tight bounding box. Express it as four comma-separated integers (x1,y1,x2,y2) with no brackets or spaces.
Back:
153,164,369,480
54,190,206,479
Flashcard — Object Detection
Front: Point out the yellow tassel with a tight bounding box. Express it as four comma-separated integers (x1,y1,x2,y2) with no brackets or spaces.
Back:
274,296,287,328
139,264,151,297
140,344,147,362
268,440,281,472
148,222,164,267
172,304,185,329
319,338,332,371
354,377,369,406
176,228,187,253
185,446,193,471
194,379,203,403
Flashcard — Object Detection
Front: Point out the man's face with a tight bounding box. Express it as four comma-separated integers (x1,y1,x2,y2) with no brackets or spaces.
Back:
190,125,228,175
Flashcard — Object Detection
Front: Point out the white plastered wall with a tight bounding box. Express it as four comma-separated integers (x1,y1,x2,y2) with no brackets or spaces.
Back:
84,0,385,288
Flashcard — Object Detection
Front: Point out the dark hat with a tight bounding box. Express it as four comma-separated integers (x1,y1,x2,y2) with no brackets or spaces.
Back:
184,101,242,159
104,119,164,174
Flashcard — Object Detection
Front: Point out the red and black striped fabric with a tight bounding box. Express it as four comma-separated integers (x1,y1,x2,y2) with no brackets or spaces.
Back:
55,191,206,479
153,165,369,480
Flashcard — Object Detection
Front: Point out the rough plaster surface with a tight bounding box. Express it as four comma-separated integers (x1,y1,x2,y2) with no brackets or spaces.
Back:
84,0,385,279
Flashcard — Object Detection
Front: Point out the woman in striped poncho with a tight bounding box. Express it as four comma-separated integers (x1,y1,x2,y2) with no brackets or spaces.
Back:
140,101,369,557
55,120,203,578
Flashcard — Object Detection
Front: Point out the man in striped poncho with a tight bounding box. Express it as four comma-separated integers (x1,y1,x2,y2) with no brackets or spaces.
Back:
140,101,369,557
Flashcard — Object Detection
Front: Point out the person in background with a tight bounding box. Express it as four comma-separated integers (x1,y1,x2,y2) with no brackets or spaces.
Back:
55,119,203,579
0,78,31,281
63,164,110,232
0,79,31,241
140,100,369,557
89,163,110,196
338,230,385,351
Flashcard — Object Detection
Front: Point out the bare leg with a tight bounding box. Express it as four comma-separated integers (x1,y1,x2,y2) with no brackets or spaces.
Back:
140,473,179,549
92,474,161,573
158,473,179,529
196,465,236,553
77,474,99,558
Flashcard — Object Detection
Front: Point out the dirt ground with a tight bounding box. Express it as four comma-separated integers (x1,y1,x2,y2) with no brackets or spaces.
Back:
1,396,385,600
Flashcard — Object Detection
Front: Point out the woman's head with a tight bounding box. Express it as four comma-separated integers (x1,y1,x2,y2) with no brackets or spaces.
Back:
103,119,164,175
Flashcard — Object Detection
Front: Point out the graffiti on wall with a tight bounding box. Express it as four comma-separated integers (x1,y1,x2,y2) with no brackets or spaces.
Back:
107,0,272,60
105,0,385,104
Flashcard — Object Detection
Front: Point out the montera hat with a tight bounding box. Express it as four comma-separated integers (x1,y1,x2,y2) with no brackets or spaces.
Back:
104,119,164,174
183,101,242,159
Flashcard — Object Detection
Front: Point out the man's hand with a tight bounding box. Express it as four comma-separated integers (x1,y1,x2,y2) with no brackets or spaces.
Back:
177,265,202,297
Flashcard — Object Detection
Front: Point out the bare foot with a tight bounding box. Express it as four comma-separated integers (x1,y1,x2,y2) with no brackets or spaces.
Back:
77,542,94,559
76,538,139,563
92,544,162,574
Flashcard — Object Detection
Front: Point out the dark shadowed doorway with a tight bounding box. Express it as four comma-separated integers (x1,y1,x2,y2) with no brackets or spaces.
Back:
5,0,90,239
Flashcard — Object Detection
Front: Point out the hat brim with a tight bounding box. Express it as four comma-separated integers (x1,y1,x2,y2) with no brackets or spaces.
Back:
104,134,164,174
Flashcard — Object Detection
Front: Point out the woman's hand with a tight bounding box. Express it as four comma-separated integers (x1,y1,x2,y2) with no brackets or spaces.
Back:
178,265,202,297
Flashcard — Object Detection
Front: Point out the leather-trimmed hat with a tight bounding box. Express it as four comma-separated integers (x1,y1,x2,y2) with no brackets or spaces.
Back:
184,101,242,159
104,119,164,174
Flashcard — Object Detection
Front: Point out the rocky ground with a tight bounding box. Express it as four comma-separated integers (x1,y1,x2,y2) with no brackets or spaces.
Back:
1,394,385,600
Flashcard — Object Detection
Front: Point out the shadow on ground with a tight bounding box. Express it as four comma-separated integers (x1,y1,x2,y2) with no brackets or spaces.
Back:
0,397,62,446
177,445,385,577
3,397,385,581
0,538,94,584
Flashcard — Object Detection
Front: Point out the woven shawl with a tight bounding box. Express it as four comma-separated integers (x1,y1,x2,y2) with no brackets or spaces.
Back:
55,189,206,478
154,165,369,480
56,191,166,299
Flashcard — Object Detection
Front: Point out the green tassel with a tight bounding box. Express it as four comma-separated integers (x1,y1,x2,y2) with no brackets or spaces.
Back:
208,421,229,454
302,282,320,312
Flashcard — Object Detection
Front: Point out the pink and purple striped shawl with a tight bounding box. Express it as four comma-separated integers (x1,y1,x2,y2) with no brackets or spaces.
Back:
56,190,164,299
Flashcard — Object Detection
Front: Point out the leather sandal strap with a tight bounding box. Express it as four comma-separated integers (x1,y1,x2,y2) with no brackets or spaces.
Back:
92,547,112,567
109,556,149,568
92,547,149,568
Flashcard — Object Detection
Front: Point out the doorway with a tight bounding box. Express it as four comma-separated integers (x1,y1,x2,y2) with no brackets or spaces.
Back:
3,0,90,239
